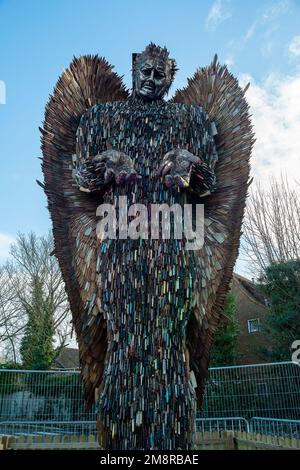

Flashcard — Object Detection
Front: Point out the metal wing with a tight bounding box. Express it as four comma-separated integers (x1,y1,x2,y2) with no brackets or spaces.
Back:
172,55,254,405
41,55,129,406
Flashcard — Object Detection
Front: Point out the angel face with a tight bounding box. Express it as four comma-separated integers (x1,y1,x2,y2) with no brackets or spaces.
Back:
135,58,170,101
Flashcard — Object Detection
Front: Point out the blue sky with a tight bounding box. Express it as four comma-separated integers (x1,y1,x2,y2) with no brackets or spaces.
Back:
0,0,300,272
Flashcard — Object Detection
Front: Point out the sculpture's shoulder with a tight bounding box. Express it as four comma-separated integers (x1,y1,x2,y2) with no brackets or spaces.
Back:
78,101,127,128
119,99,210,121
165,101,211,121
77,100,213,133
80,100,209,118
165,102,217,141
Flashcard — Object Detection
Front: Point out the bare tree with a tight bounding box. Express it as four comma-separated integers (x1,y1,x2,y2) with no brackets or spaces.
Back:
0,232,72,364
0,268,24,362
242,175,300,277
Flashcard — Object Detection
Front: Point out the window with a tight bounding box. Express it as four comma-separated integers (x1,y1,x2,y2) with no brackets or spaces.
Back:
248,318,261,334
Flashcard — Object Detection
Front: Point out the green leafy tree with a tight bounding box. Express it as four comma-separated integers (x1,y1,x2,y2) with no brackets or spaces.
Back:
20,277,56,369
210,293,240,366
259,260,300,361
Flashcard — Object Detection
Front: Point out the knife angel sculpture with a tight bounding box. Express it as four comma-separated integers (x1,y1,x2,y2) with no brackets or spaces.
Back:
41,43,253,450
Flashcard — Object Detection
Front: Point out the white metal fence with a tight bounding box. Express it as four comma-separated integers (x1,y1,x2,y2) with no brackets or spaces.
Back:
249,417,300,438
202,361,300,420
195,417,249,433
0,361,299,437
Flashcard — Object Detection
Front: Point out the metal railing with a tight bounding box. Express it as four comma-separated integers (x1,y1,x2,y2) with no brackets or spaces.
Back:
202,361,300,420
196,417,249,434
0,420,97,437
249,417,300,439
0,361,299,437
0,368,88,421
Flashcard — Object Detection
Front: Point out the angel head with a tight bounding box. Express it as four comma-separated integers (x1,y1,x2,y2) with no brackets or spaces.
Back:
133,43,177,101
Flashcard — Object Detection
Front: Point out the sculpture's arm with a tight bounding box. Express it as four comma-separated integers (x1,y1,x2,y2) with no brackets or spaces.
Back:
157,148,216,197
75,111,141,193
75,149,141,193
157,118,218,197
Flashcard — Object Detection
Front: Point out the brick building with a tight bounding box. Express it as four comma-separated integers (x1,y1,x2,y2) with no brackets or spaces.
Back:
231,273,270,364
54,347,79,369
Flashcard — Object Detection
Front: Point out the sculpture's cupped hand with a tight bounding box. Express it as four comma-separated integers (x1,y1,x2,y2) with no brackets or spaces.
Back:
93,149,141,185
75,149,141,192
157,149,201,189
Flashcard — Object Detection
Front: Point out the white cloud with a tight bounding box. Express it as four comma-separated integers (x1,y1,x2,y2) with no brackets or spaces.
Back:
245,22,257,41
260,24,279,57
239,71,300,186
205,0,232,32
244,0,290,42
260,0,290,22
289,35,300,57
0,80,6,105
224,55,235,67
0,233,15,262
225,1,291,64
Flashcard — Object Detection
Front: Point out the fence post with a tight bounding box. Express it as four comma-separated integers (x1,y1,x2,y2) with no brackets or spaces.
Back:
223,431,236,450
0,436,12,450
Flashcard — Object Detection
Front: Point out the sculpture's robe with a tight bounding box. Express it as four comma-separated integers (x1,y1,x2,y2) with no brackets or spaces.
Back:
76,97,217,450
